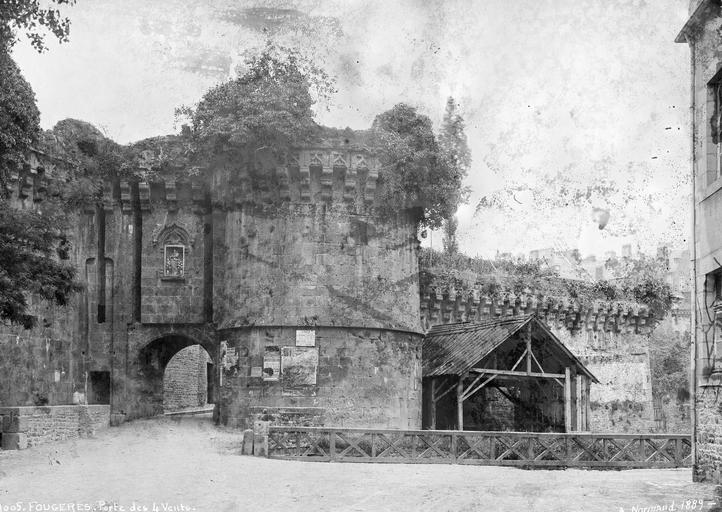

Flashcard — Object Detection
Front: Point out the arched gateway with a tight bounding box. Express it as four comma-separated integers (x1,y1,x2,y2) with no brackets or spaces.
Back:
133,334,218,419
98,136,423,430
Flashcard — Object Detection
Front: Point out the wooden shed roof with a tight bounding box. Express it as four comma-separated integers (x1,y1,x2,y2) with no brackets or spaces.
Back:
422,314,598,382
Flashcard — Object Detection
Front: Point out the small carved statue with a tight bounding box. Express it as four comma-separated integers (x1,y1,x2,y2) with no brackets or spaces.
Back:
165,246,184,277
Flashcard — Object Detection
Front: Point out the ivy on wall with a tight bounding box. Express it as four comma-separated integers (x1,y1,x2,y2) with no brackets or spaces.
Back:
419,247,675,318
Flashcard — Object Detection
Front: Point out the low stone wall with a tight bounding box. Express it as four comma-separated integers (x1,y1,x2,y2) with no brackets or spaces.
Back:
248,406,325,427
0,405,110,449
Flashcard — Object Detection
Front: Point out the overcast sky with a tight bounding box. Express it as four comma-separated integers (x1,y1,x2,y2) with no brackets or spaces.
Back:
12,0,692,258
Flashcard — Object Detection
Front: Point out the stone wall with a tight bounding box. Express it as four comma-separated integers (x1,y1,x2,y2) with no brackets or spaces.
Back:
659,400,692,434
219,326,422,430
0,405,109,449
212,203,420,332
0,302,79,407
163,345,210,411
140,204,207,325
0,151,99,409
559,330,654,433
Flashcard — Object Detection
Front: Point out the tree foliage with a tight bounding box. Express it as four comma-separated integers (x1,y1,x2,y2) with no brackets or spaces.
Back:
419,247,558,297
0,201,82,328
647,320,690,404
371,102,469,229
419,247,675,318
438,97,471,184
442,215,459,255
439,98,469,252
0,0,75,52
180,47,469,229
178,43,335,155
602,252,675,318
0,2,81,328
0,51,39,190
41,118,130,204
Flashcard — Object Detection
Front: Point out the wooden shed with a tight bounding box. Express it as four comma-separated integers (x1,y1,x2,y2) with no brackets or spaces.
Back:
422,314,598,432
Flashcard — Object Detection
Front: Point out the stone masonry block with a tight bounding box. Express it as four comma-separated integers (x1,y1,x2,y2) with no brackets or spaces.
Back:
242,429,254,455
2,414,27,433
253,433,268,457
2,432,28,450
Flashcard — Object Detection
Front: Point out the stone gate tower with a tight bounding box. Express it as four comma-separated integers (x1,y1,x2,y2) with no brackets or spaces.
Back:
0,123,423,432
209,142,423,429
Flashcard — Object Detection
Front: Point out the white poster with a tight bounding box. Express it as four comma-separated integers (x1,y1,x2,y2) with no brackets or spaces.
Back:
281,346,319,388
263,346,281,381
295,329,316,347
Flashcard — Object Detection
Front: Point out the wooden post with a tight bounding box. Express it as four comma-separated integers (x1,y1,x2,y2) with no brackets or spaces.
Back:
576,374,583,431
584,377,592,432
457,375,465,431
450,432,457,462
430,378,437,430
526,323,532,375
564,367,572,432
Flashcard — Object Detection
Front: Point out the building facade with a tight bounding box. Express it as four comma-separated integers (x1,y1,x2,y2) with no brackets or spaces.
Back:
677,0,722,483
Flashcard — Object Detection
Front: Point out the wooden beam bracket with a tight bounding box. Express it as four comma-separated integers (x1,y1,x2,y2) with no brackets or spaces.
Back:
470,368,565,379
432,377,457,404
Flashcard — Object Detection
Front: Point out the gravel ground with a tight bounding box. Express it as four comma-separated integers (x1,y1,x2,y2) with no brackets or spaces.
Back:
0,415,718,512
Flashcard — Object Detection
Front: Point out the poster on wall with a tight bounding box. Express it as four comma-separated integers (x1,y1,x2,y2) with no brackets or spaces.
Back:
263,346,281,381
220,340,238,371
224,346,238,371
295,329,316,347
281,346,319,395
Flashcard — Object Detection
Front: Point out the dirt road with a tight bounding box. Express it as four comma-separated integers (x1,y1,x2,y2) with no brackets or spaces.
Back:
0,416,717,512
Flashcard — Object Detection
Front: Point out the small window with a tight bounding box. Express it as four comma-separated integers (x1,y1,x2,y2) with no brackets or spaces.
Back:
164,245,185,278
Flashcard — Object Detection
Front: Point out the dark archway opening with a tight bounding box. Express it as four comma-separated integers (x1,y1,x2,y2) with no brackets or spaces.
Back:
136,335,216,419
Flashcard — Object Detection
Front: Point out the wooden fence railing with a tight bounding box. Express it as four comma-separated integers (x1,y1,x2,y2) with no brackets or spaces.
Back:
267,427,692,468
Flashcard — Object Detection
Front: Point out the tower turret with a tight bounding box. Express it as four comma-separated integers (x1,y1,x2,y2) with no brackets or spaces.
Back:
209,140,423,428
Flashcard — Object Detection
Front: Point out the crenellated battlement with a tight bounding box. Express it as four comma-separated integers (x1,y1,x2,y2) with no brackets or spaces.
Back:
209,147,383,211
4,148,71,205
126,138,387,211
10,132,392,217
419,285,653,334
109,179,208,213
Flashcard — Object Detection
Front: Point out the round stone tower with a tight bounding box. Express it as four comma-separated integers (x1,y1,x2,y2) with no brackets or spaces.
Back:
211,140,423,429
